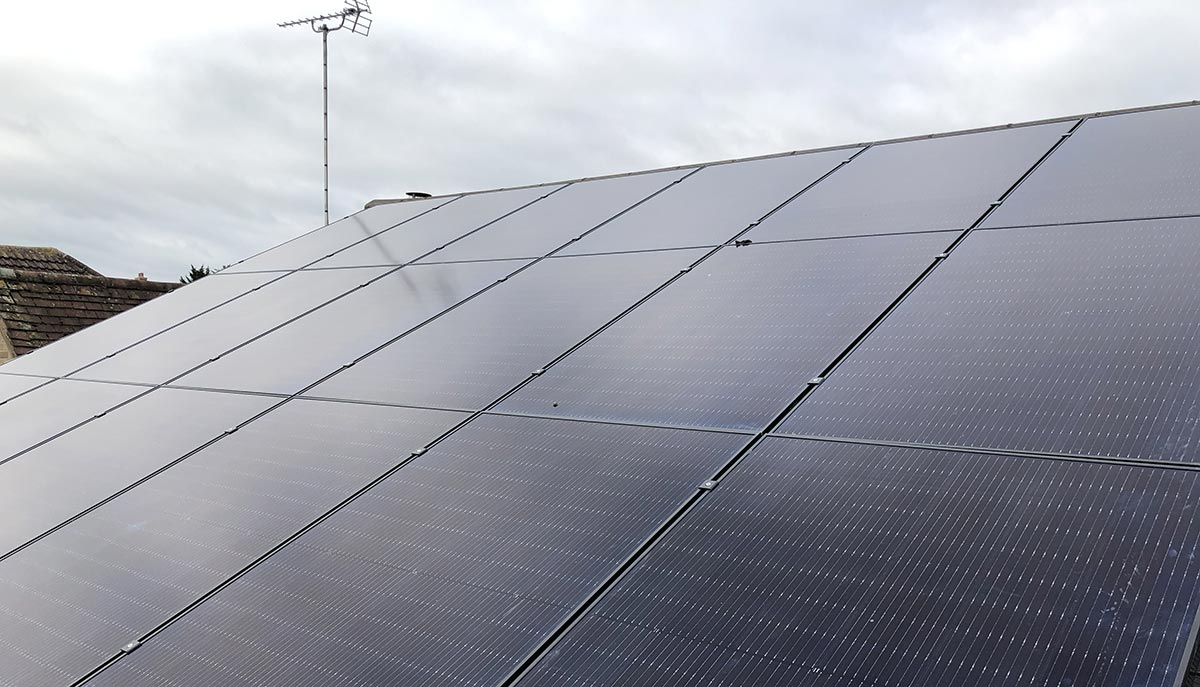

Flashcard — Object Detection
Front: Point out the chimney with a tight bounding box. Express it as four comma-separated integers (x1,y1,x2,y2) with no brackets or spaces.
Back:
136,272,147,281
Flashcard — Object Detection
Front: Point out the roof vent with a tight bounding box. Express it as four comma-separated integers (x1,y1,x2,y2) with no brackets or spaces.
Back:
407,192,432,199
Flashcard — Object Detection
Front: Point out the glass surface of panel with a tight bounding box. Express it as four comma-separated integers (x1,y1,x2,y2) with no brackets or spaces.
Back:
0,272,277,378
0,388,273,555
309,249,704,409
74,267,390,385
498,233,951,431
0,399,466,686
0,379,142,461
984,105,1200,228
0,373,45,403
312,185,562,269
524,438,1200,687
225,196,454,273
781,218,1200,462
176,260,524,395
745,121,1071,242
429,169,692,262
84,415,747,687
559,149,853,255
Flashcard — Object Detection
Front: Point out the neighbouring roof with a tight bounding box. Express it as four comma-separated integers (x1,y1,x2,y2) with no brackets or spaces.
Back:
0,244,101,276
0,268,177,357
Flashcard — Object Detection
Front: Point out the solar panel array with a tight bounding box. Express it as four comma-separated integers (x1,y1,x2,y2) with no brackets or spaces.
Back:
3,101,1200,687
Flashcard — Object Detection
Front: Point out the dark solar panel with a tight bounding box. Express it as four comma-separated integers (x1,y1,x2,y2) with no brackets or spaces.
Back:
0,399,465,686
308,249,704,410
0,387,274,556
0,379,142,462
74,267,391,385
0,272,277,378
780,218,1200,463
558,149,853,256
429,169,693,262
743,121,1071,242
224,196,454,273
984,105,1200,228
83,414,747,687
522,438,1200,687
174,260,524,395
311,185,563,269
497,233,952,431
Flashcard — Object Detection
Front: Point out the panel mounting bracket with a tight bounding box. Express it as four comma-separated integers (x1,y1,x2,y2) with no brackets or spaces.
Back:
120,639,142,654
699,479,719,491
808,376,825,385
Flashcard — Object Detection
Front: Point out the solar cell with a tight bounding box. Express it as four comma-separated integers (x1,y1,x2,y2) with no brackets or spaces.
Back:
522,438,1200,687
780,218,1200,463
0,399,466,686
558,149,853,256
428,169,693,262
174,259,524,395
308,249,705,410
83,414,747,687
984,104,1200,228
0,271,277,378
498,233,952,431
224,195,454,273
310,185,563,269
74,267,391,385
0,387,274,556
743,121,1072,242
0,379,142,462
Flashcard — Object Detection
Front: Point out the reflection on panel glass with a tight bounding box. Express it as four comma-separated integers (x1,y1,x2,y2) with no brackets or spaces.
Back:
312,185,562,269
0,379,142,462
0,272,277,378
745,121,1071,242
499,233,951,431
984,105,1200,228
560,149,853,255
525,438,1200,687
430,169,692,262
225,196,454,273
0,388,274,556
0,399,466,686
176,260,524,395
782,218,1200,462
75,268,390,385
309,249,703,410
85,415,746,687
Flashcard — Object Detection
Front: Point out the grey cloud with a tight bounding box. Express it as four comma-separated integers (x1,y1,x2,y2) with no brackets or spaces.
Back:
1,0,1197,279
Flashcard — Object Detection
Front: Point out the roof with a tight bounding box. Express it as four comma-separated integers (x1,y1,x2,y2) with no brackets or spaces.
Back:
0,244,100,276
2,99,1200,687
0,268,178,357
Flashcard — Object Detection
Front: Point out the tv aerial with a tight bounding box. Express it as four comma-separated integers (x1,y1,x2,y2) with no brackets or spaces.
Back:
279,1,373,225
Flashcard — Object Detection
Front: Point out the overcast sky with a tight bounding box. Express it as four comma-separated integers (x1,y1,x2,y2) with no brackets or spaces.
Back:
1,1,1196,280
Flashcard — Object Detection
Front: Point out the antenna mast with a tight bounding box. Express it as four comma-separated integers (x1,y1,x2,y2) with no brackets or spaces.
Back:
279,1,373,226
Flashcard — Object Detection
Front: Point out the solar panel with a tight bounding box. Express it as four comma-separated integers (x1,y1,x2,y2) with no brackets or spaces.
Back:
82,415,747,687
0,399,466,686
0,379,142,462
557,149,854,256
780,217,1200,463
307,249,705,410
174,259,524,395
984,105,1200,229
0,387,274,556
74,268,391,385
308,185,563,269
0,271,277,378
742,121,1072,242
428,169,694,262
0,373,45,403
497,233,952,431
521,438,1200,687
223,195,454,274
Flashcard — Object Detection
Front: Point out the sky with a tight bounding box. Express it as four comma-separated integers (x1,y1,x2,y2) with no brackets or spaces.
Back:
1,0,1197,280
